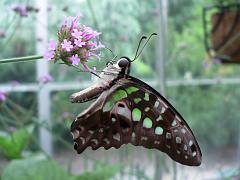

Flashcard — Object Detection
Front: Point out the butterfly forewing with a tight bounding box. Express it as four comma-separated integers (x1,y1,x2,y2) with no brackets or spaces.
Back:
71,76,202,166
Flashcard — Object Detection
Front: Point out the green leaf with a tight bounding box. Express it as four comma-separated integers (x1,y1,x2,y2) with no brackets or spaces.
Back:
1,156,70,180
0,125,34,159
72,165,121,180
2,156,121,180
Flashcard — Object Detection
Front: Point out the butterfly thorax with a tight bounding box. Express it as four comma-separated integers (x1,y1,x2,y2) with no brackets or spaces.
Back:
70,58,130,103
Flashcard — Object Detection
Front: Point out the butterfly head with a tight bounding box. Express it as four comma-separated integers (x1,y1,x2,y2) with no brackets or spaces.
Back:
117,57,130,68
105,56,131,76
104,33,157,77
116,57,131,75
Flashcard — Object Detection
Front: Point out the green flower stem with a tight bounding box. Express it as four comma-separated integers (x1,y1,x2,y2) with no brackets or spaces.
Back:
0,55,43,64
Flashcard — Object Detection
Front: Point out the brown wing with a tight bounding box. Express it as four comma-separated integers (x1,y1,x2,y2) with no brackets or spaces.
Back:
71,76,202,166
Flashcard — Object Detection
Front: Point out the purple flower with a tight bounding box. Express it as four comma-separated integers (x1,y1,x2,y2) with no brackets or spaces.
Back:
12,4,28,17
92,30,101,38
92,42,105,50
84,26,101,36
44,51,55,61
88,52,100,60
203,61,210,70
83,34,94,41
38,74,54,84
0,91,6,102
69,54,80,65
213,58,221,65
96,42,105,49
64,16,80,28
48,39,56,51
82,27,93,40
83,63,91,72
86,41,97,48
71,29,82,39
63,16,74,28
71,17,80,28
74,38,86,47
61,39,73,52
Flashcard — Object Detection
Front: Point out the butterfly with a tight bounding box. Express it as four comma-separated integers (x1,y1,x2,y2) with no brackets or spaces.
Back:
70,34,202,166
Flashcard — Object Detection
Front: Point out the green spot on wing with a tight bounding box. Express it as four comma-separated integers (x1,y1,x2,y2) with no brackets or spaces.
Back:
144,93,149,101
132,108,141,121
143,117,152,128
134,98,141,104
103,89,127,112
112,89,128,102
155,126,163,135
103,101,113,112
126,86,139,94
144,107,150,112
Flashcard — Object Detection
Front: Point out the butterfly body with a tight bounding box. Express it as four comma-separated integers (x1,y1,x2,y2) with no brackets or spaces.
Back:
70,58,202,166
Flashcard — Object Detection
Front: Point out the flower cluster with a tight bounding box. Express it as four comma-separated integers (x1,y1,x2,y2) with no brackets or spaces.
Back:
44,16,105,70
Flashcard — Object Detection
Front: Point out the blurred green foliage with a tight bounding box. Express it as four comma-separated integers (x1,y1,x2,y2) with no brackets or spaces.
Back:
73,164,121,180
2,155,70,180
0,100,121,179
0,125,34,159
2,155,120,180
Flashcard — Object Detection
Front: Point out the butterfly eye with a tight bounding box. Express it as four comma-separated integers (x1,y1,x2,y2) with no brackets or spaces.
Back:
118,58,129,68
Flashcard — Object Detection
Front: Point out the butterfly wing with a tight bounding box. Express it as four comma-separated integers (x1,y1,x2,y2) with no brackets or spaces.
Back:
71,75,202,166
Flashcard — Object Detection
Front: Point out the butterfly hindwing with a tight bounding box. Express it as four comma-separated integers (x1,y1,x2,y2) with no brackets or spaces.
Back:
71,89,133,153
71,75,202,166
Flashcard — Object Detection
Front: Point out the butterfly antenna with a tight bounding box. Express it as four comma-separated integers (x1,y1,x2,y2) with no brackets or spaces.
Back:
104,46,115,58
130,33,157,62
131,35,147,62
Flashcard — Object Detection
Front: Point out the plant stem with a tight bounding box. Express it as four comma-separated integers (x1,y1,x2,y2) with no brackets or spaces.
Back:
0,55,43,64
